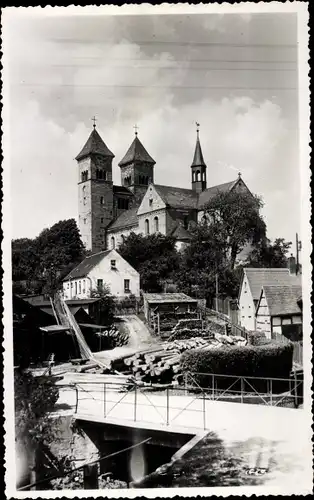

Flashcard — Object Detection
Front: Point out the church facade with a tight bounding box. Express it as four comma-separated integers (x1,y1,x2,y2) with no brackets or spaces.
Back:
76,124,250,254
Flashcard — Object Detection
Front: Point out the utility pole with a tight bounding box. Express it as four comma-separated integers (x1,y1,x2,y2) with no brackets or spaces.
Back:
215,272,219,312
296,233,301,275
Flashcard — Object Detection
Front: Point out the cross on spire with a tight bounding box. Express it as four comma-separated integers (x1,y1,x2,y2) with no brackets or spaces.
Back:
134,124,139,136
91,116,97,129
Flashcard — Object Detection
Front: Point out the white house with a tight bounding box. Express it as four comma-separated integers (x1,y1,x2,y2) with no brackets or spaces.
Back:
255,284,302,339
62,249,140,300
238,268,301,332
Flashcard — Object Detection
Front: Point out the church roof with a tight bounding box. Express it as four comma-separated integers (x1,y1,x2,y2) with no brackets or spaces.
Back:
154,184,198,209
191,133,206,167
197,179,238,208
75,128,114,161
108,207,138,231
113,185,134,196
118,135,155,167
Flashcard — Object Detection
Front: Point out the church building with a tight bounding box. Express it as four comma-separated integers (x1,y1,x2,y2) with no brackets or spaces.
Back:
76,122,251,254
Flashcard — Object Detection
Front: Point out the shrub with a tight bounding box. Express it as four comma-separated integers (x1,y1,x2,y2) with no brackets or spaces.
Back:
248,331,267,345
180,342,294,393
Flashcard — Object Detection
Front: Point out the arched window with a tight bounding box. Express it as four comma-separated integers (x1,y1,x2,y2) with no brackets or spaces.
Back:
82,186,87,205
100,196,104,205
111,236,115,249
196,170,200,181
154,216,159,232
145,219,150,235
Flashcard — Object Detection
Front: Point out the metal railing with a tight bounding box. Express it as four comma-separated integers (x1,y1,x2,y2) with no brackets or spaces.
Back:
206,308,249,339
61,371,302,431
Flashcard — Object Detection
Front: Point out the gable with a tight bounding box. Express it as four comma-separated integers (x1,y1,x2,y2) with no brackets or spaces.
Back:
244,268,300,301
137,184,167,215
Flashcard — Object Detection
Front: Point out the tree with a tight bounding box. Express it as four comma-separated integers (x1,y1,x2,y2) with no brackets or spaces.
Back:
246,237,292,268
119,233,179,292
203,190,266,270
89,285,116,326
12,219,86,296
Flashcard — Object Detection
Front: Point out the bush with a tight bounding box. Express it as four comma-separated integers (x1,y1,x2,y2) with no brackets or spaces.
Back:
180,342,294,393
248,331,267,345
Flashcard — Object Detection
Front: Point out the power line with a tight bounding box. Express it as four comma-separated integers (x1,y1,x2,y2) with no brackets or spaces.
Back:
17,437,152,491
15,83,297,90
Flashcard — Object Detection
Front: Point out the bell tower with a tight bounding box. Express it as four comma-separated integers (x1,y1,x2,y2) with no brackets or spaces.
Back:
76,118,114,253
118,126,156,205
191,122,207,194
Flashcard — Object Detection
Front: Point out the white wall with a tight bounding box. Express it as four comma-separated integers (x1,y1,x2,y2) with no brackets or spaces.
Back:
106,225,140,249
238,273,256,331
63,249,140,300
255,290,271,339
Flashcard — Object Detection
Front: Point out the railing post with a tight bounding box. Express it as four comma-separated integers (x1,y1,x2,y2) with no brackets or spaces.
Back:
104,382,106,418
240,378,244,404
212,374,215,399
203,391,206,430
166,387,169,425
270,378,273,406
134,384,137,422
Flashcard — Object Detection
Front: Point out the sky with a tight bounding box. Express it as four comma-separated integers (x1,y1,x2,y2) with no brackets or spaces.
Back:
4,7,302,252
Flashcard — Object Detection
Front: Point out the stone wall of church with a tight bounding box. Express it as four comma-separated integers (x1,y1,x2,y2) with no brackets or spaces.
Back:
138,209,167,236
107,225,140,249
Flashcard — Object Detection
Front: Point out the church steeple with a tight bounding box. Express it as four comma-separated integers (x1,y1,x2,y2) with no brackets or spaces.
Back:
119,127,155,204
191,122,207,194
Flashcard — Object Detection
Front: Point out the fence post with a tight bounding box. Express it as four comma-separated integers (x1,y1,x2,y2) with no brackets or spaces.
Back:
203,391,206,430
104,382,106,418
270,378,273,406
212,374,215,399
240,378,244,404
184,373,188,396
134,384,137,422
166,387,169,425
75,386,79,413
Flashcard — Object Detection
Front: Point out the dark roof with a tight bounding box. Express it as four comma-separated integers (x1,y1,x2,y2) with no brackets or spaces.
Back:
143,293,198,304
191,134,206,167
113,185,133,196
198,179,237,208
154,184,198,209
107,207,138,231
244,268,301,301
63,250,113,280
118,135,155,167
262,285,303,316
170,223,193,241
75,129,114,161
24,297,100,307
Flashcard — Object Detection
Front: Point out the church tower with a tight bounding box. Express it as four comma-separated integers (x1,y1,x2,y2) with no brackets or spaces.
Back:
118,127,156,205
191,123,207,194
76,120,114,253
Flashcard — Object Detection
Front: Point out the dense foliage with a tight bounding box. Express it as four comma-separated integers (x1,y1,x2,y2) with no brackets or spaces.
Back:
118,233,179,291
12,219,86,296
89,286,116,326
246,237,292,268
180,342,293,390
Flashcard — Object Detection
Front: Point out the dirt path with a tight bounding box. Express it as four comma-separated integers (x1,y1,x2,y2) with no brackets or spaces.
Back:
117,314,157,349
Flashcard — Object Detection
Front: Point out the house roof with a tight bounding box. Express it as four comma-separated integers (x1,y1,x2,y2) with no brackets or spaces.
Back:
118,135,155,167
143,292,198,304
107,207,138,231
75,128,114,161
197,179,237,208
262,285,303,316
154,184,198,209
170,223,193,241
191,134,206,167
63,250,113,280
243,268,301,301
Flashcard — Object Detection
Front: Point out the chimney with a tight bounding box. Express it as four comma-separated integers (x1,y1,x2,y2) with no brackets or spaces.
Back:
287,254,296,275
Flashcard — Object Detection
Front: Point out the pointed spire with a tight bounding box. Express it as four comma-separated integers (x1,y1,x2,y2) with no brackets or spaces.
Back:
118,132,155,167
75,125,114,161
191,122,206,168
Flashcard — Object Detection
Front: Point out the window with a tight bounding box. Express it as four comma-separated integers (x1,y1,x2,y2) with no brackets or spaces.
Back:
97,279,103,290
272,317,281,326
111,260,116,269
84,218,86,224
154,216,159,232
282,317,292,325
82,280,85,294
124,279,130,293
149,199,153,207
184,216,188,230
100,196,104,205
196,170,200,181
111,236,115,249
145,219,150,235
75,282,77,295
79,281,81,294
101,217,104,224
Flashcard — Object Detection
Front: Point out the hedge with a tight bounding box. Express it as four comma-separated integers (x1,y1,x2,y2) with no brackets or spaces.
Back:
180,342,294,393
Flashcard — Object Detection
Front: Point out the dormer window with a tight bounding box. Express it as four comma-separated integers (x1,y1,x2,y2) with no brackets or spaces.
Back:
111,260,116,269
